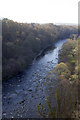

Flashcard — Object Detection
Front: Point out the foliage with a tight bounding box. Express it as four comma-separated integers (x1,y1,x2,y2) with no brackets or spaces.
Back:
59,39,78,73
52,62,71,79
2,18,77,80
37,103,46,118
37,38,79,118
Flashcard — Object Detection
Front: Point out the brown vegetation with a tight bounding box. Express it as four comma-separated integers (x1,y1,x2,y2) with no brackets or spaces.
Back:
2,18,77,80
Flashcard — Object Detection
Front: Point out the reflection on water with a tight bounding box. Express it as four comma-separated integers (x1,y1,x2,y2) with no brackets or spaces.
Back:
2,39,66,118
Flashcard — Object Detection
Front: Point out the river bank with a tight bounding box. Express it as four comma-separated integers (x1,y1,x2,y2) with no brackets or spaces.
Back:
2,39,66,118
3,41,57,81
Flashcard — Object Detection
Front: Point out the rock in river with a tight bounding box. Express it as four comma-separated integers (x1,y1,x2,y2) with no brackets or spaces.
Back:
8,93,17,99
28,89,32,92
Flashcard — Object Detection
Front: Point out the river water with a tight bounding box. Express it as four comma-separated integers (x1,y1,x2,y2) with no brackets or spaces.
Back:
2,39,66,118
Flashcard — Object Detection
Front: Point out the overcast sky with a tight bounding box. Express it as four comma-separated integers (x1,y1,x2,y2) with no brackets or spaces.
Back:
0,0,79,24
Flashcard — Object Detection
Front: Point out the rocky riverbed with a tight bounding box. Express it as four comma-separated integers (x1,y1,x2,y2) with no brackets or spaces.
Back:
2,39,66,118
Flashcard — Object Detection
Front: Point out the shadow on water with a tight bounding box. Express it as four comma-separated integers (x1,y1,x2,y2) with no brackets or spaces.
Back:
36,46,56,61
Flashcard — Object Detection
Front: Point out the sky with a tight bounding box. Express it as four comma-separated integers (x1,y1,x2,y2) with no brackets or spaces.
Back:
0,0,79,24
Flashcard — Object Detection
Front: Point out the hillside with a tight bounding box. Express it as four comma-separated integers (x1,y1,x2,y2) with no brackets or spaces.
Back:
2,18,78,80
37,37,80,118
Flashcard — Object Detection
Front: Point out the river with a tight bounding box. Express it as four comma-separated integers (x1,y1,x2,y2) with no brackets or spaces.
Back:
2,39,66,118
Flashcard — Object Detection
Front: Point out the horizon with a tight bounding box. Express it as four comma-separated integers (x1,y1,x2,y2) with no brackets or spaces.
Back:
2,18,78,26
